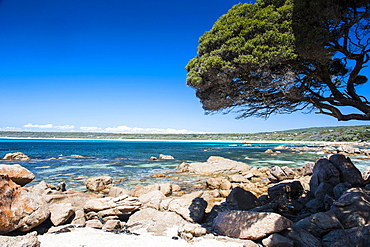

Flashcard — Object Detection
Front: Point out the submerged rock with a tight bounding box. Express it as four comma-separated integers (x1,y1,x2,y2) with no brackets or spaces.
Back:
3,152,30,161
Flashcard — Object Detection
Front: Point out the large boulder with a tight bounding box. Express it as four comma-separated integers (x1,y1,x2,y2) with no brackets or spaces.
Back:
0,232,40,247
3,152,30,161
212,210,292,240
322,225,370,247
85,176,113,192
0,164,35,186
329,154,364,187
186,156,252,175
0,175,50,234
310,158,340,194
330,187,370,228
293,211,343,237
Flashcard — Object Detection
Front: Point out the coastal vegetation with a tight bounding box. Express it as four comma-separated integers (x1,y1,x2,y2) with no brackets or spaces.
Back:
186,0,370,121
1,125,370,142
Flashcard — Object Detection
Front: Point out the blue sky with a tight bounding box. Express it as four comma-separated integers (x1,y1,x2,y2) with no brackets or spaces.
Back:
0,0,369,134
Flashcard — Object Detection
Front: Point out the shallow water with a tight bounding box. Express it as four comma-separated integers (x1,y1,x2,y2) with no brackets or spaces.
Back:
0,139,368,191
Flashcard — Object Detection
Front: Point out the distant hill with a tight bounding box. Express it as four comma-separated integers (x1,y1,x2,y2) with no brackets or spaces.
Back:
0,125,369,142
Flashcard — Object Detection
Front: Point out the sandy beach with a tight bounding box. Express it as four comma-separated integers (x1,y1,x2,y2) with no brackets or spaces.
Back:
38,227,245,247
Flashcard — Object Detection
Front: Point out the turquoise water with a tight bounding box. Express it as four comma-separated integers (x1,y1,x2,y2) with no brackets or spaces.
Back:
0,139,368,191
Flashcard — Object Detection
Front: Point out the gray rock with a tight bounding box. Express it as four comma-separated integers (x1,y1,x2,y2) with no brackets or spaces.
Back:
310,158,340,194
294,211,343,237
85,176,113,192
0,232,40,247
284,226,322,247
333,182,352,200
262,233,294,247
330,187,370,228
322,225,370,247
314,182,334,201
212,210,292,240
305,198,325,213
329,154,364,187
226,187,257,210
268,180,304,200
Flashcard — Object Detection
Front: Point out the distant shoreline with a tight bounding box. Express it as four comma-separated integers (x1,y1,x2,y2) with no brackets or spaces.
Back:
0,136,357,145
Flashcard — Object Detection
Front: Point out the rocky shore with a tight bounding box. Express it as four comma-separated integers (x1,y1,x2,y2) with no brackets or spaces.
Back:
1,144,370,247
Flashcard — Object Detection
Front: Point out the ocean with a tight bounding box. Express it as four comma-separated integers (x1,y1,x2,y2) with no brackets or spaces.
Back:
0,139,368,191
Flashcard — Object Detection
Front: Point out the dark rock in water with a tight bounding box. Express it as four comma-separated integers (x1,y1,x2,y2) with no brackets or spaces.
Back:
212,210,292,240
0,232,40,247
268,180,304,200
293,211,343,237
330,187,370,229
283,226,322,247
322,225,370,247
329,154,364,187
310,158,340,194
226,187,258,210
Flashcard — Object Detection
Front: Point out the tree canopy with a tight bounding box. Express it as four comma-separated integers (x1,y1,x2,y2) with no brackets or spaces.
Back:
186,0,370,121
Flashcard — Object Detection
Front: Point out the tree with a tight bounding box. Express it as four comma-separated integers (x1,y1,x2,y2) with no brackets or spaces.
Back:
186,0,370,121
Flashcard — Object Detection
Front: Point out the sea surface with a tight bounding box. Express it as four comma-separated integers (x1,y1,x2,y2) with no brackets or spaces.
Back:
0,139,369,191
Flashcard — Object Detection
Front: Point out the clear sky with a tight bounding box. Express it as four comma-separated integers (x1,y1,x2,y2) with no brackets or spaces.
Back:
0,0,369,134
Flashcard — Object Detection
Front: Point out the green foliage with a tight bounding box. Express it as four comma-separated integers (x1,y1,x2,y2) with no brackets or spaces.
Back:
186,0,370,121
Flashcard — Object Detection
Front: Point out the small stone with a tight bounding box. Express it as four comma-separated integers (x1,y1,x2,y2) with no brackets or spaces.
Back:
86,220,103,229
